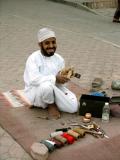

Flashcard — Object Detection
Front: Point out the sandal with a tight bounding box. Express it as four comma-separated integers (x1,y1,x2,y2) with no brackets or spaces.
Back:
90,78,103,92
113,19,120,23
92,78,103,88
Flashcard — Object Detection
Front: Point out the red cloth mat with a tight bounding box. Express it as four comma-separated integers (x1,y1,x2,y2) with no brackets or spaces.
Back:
0,82,120,160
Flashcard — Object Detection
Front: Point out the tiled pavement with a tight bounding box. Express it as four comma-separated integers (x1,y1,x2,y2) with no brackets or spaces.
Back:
0,127,32,160
0,0,120,159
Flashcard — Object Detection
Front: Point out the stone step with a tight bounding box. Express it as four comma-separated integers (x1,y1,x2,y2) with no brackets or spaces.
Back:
82,0,117,9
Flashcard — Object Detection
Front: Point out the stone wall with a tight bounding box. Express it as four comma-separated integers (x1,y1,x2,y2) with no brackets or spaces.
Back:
83,0,117,9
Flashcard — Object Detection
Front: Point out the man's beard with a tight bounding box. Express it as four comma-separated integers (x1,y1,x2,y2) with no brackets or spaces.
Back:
41,45,56,57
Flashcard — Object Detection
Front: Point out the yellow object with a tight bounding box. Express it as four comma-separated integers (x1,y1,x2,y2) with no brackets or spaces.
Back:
54,135,67,144
67,130,80,139
73,128,86,137
60,67,74,79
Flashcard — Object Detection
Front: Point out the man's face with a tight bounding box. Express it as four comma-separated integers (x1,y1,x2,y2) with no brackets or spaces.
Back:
39,37,57,57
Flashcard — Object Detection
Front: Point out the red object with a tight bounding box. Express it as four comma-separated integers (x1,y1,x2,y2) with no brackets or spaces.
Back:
62,133,75,144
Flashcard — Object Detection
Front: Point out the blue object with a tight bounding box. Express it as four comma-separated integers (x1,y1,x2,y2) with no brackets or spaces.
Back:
89,92,105,97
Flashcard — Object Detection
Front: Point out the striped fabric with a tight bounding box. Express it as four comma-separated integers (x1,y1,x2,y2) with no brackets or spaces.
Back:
0,90,32,108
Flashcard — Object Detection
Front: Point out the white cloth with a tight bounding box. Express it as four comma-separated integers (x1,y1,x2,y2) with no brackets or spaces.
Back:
37,28,56,43
23,50,78,113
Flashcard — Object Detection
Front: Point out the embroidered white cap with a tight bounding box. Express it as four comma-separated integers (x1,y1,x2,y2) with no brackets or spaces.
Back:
37,27,56,43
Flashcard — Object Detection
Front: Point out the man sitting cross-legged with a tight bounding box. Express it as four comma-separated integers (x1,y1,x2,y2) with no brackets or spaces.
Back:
23,27,78,119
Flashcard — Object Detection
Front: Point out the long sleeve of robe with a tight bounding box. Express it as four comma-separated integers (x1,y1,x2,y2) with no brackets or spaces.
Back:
24,50,65,90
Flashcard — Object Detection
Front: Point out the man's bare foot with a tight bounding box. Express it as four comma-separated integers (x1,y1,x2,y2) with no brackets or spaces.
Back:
29,105,35,109
47,103,61,119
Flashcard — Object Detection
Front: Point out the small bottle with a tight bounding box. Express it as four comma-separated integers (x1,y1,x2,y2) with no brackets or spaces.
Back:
102,102,110,122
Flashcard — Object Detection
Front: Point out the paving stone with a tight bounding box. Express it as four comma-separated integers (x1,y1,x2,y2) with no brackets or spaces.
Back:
0,153,12,160
0,128,5,137
9,143,25,159
0,136,14,146
0,145,9,155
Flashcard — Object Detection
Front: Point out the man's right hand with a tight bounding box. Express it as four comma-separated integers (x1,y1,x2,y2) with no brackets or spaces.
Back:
56,72,70,84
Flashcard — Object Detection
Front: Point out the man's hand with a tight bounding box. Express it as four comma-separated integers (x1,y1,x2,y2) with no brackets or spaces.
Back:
56,72,70,84
60,67,74,78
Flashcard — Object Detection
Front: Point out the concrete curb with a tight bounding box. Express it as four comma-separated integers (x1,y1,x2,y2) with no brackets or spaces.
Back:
48,0,98,15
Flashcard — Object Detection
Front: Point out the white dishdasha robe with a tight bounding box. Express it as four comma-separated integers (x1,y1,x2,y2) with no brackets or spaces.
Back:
23,50,78,113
